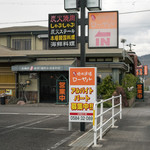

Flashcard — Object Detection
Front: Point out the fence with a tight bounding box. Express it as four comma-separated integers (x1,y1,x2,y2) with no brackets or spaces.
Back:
93,95,122,146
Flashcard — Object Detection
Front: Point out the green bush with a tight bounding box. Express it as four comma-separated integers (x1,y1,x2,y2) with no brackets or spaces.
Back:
121,74,138,100
97,75,118,99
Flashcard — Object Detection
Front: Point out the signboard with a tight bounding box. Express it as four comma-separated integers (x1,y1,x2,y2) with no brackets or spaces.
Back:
136,83,144,100
5,89,12,96
56,75,68,104
49,13,78,49
69,67,97,122
136,66,143,76
88,11,118,48
144,65,148,76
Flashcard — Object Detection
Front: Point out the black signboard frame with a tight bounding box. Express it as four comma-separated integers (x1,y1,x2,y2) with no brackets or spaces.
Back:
48,13,78,49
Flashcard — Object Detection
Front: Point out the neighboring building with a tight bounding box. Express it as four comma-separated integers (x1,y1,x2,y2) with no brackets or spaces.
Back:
0,26,140,103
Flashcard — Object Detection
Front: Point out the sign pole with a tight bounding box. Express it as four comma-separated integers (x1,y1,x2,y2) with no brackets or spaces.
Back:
80,0,86,131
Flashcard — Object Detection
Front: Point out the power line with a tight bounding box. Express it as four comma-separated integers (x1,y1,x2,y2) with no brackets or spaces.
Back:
120,9,150,14
0,20,47,25
1,9,150,25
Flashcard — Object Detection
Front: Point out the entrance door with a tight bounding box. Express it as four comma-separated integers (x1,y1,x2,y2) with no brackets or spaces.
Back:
40,72,57,103
40,72,68,103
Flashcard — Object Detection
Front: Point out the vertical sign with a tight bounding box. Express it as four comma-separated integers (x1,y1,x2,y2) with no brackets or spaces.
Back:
88,11,118,48
136,66,143,76
144,65,148,76
136,83,144,100
49,13,78,49
69,67,97,122
57,81,67,104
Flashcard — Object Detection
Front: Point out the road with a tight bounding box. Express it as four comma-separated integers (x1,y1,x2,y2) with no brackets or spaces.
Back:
1,92,150,150
0,104,85,150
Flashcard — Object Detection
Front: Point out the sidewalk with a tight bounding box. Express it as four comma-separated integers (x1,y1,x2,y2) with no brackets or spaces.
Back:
90,92,150,150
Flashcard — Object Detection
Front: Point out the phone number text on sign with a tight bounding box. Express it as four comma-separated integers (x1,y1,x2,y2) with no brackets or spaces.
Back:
69,113,93,122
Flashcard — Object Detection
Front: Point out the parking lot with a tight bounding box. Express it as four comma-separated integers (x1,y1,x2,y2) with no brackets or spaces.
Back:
0,104,85,150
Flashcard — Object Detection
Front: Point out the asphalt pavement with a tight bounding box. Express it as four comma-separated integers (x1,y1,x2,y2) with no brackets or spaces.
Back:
90,91,150,150
1,91,150,150
0,104,81,150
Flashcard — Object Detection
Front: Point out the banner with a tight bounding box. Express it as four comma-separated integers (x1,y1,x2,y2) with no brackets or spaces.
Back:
69,67,97,122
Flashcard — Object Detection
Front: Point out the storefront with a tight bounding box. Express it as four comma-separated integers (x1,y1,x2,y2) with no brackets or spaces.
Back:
11,59,77,103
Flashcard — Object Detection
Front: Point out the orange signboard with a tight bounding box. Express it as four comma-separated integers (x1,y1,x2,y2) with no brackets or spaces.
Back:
70,68,95,85
88,11,118,48
89,12,118,29
69,67,97,122
144,65,148,76
136,83,144,100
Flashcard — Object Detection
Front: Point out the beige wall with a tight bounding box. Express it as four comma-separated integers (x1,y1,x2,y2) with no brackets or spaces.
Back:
19,74,38,91
113,57,119,62
0,36,7,47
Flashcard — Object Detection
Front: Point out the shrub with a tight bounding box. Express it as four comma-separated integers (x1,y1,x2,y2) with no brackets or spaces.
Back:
121,74,138,100
97,75,118,100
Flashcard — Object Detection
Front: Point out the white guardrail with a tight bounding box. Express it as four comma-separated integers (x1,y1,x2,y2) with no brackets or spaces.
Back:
93,95,122,146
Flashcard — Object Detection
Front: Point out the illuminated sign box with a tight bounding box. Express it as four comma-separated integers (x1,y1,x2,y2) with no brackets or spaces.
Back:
48,13,78,49
64,0,79,12
87,0,102,11
88,11,119,48
136,83,144,100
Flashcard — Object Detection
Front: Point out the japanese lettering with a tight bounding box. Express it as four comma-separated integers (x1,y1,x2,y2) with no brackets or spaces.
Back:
49,13,77,48
136,83,143,99
58,81,66,102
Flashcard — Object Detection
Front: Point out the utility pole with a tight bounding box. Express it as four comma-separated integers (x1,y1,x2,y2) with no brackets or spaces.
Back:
79,0,86,131
64,0,101,132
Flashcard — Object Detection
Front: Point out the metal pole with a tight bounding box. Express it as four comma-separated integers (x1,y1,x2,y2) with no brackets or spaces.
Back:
112,96,115,127
94,103,97,146
80,0,86,67
80,0,86,131
120,94,122,119
100,100,103,140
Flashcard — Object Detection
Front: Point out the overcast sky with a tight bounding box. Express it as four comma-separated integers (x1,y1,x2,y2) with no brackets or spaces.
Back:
0,0,150,56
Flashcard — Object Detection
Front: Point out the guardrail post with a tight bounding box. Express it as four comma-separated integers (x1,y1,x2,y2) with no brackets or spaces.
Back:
100,99,103,140
120,94,122,119
69,122,72,131
93,103,97,146
112,96,115,127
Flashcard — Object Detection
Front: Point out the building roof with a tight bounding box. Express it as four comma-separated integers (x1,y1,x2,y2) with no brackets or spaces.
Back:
0,26,48,35
0,44,134,64
11,59,77,71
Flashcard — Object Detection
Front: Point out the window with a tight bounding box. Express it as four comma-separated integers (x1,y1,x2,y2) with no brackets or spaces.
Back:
87,57,113,62
43,39,49,50
12,39,31,50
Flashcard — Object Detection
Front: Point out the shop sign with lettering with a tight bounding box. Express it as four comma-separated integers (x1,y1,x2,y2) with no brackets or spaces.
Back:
136,83,144,100
49,13,78,49
88,11,118,48
57,80,68,104
69,67,97,122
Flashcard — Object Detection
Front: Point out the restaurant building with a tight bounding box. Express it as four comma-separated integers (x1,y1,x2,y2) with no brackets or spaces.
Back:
0,26,140,103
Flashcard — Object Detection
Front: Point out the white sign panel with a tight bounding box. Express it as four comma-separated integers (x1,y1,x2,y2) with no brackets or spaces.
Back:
88,11,118,48
69,67,97,122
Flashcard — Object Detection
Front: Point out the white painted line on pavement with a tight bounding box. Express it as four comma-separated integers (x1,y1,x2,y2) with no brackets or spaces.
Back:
0,112,60,116
0,113,20,115
22,126,67,131
6,115,50,128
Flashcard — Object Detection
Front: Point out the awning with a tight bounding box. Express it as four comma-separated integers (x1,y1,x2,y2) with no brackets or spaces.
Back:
11,59,77,72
